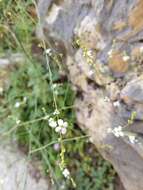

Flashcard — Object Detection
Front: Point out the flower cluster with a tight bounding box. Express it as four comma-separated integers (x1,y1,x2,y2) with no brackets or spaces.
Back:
128,135,137,144
62,168,70,178
48,118,68,135
108,126,138,144
108,126,124,138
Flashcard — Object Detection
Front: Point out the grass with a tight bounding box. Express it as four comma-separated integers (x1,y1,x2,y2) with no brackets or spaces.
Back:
0,0,116,189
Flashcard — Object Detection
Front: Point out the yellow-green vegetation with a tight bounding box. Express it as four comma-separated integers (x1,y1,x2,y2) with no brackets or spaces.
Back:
0,1,116,189
75,38,96,65
127,111,137,125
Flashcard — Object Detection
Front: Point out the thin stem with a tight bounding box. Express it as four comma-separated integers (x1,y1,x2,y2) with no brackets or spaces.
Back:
30,135,89,154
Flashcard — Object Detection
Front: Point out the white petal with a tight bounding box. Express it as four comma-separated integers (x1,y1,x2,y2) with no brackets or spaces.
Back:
48,118,54,123
129,135,136,144
113,131,120,137
63,122,68,128
58,119,64,126
49,121,57,128
62,168,70,178
55,126,61,133
61,128,67,135
53,109,60,115
118,126,122,131
119,131,124,137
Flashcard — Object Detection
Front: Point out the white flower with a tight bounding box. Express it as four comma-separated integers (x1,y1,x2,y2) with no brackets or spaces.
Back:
113,101,120,107
50,118,68,134
123,55,130,62
62,168,70,178
57,119,68,128
58,119,64,126
111,126,124,138
48,118,54,123
15,102,20,108
61,127,67,135
49,120,57,128
129,135,136,144
53,143,60,151
63,121,68,128
48,118,57,128
114,130,124,137
55,126,62,133
53,109,60,115
117,126,122,131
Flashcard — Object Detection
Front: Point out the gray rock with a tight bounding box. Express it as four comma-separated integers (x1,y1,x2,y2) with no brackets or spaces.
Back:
0,138,50,190
0,54,25,93
0,53,25,68
121,77,143,105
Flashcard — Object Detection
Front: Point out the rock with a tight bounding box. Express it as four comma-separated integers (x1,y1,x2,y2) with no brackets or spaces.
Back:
108,51,129,76
120,77,143,120
0,53,25,67
0,138,50,190
37,0,143,190
94,60,114,86
121,77,143,105
0,59,10,67
0,54,25,93
106,83,120,101
128,0,143,39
